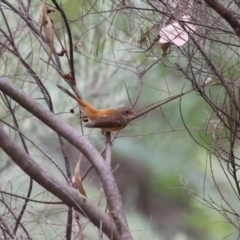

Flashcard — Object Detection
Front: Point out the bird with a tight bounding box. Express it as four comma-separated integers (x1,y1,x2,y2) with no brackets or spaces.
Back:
57,85,135,134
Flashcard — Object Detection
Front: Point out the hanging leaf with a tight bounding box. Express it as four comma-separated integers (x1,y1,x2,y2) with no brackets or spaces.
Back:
160,41,171,56
73,158,87,197
40,0,55,69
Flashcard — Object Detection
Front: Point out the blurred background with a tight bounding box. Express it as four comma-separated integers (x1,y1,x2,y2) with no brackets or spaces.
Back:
0,0,238,239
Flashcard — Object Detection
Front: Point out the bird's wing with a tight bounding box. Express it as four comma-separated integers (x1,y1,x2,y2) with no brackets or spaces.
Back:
85,116,126,129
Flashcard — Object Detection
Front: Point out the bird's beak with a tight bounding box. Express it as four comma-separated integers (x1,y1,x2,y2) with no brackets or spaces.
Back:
132,112,139,119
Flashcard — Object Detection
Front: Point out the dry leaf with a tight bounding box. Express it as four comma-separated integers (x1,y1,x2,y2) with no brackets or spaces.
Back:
57,51,64,56
62,73,72,80
57,47,67,56
73,158,87,197
160,41,171,56
40,0,55,69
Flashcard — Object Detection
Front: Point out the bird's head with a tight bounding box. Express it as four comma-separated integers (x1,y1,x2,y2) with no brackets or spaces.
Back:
118,107,136,121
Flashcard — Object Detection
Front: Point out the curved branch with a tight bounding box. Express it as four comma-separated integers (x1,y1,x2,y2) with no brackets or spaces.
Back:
0,76,133,240
0,125,120,239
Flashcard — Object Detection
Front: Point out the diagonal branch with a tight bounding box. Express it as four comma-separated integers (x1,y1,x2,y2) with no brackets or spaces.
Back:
204,0,240,38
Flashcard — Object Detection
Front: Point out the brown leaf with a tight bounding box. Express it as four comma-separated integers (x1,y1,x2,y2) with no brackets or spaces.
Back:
136,24,158,46
62,73,72,80
160,41,171,56
57,47,67,56
40,0,55,69
57,50,64,56
73,157,87,197
47,8,55,14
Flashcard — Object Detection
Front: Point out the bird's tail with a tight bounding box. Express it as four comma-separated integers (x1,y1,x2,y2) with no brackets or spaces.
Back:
57,84,87,107
57,85,98,119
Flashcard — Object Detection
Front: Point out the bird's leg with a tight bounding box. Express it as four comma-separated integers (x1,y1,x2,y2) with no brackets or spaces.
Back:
105,132,112,167
104,131,112,145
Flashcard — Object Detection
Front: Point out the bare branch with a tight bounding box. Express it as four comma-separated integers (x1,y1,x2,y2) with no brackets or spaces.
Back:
0,75,133,240
204,0,240,38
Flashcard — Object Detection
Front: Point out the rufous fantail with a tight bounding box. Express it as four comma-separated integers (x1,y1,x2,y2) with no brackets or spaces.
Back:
57,85,135,134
